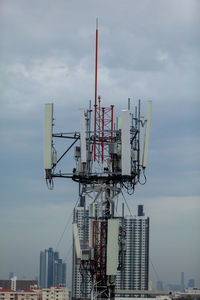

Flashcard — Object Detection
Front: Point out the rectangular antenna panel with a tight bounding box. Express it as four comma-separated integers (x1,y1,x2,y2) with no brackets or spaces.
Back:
106,219,119,275
72,222,81,259
142,101,152,168
139,116,144,169
121,110,131,175
117,116,121,130
80,108,87,163
89,204,94,247
44,104,53,172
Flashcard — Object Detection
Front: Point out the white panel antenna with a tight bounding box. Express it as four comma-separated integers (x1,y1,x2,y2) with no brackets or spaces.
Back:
80,108,87,163
72,222,81,259
142,101,152,168
44,103,53,177
89,204,94,248
121,110,131,175
106,219,119,275
139,116,144,169
117,116,121,130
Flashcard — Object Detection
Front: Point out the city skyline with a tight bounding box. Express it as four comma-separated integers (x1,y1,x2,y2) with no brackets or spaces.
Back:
0,0,199,290
39,248,66,288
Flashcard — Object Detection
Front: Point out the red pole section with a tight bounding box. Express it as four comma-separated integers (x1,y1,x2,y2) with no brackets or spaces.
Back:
98,96,101,164
102,107,105,164
111,105,114,137
94,18,98,162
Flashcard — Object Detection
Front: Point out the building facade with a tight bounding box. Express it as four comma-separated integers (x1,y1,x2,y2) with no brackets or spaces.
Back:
72,196,90,300
116,205,149,291
16,290,38,300
188,279,195,288
41,286,69,300
0,289,38,300
0,281,38,291
181,272,185,292
54,259,66,287
72,203,150,298
0,289,16,300
39,248,66,288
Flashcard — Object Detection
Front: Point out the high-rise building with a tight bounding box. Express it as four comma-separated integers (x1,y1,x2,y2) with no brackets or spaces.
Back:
116,205,150,291
47,248,55,288
54,259,66,286
72,203,150,298
72,196,90,300
188,279,195,288
40,250,47,288
181,272,185,292
11,276,17,291
39,248,66,288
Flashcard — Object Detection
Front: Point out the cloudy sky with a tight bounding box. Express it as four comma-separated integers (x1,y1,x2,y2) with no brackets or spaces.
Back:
0,0,199,290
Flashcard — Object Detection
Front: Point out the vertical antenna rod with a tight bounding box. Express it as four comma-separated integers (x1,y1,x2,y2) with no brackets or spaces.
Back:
94,18,98,161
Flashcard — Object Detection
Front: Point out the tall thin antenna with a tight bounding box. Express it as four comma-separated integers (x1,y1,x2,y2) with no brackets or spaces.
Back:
94,17,98,161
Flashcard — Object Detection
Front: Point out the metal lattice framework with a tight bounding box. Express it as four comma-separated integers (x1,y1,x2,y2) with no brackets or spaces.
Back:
94,96,114,166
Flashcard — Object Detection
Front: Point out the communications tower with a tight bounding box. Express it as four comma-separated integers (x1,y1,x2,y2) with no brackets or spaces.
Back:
44,21,152,300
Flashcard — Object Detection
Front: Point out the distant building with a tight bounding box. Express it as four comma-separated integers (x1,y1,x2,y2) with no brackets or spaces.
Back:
71,203,149,298
0,289,16,300
148,280,153,291
72,196,90,300
41,286,69,300
11,277,17,291
17,290,38,300
165,283,181,292
115,297,171,300
39,248,66,288
9,273,14,280
0,281,11,290
54,259,66,286
187,279,195,288
0,280,38,291
157,281,164,291
175,287,200,299
116,205,150,291
181,272,185,292
16,281,38,291
0,289,38,300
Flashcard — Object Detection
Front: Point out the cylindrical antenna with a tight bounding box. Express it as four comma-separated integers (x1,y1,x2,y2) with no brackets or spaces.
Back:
142,101,152,168
94,17,98,161
111,105,114,137
88,100,92,173
95,17,98,109
138,99,141,172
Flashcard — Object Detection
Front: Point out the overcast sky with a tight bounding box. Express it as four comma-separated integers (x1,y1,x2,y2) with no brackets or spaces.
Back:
0,0,199,290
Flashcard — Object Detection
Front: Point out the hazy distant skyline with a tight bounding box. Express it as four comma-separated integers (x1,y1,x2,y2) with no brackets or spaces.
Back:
0,0,199,289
